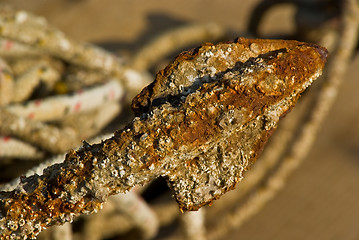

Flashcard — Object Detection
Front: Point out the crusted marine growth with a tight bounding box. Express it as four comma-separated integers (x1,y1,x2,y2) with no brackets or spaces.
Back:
0,38,327,239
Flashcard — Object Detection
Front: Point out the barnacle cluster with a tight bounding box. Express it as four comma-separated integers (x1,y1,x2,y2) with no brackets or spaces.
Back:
0,37,327,238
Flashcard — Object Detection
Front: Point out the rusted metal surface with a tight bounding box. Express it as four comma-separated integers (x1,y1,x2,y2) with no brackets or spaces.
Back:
0,38,327,239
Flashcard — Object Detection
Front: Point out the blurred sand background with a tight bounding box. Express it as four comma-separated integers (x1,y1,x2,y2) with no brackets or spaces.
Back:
1,0,359,239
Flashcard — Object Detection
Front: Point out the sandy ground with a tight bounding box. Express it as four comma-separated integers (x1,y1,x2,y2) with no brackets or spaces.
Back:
2,0,359,239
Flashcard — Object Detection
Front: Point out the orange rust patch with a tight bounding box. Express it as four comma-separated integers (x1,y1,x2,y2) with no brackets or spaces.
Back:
185,157,200,168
